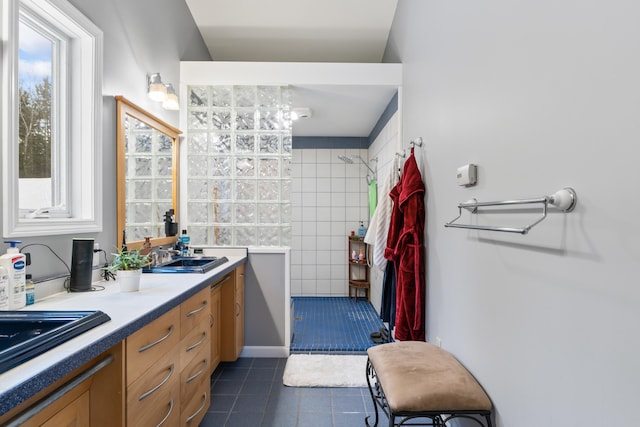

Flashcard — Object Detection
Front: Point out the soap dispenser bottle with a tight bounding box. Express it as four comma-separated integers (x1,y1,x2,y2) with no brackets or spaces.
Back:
358,221,367,237
0,264,9,310
140,236,152,256
1,241,26,310
179,229,190,257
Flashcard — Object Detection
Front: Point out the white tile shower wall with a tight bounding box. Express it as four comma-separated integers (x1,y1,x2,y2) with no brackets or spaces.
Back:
291,147,370,296
365,112,401,311
290,112,400,298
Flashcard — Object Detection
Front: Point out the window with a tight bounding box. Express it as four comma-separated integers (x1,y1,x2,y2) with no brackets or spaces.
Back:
1,0,103,237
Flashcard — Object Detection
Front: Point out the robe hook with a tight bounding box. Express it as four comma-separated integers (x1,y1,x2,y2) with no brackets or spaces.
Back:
410,137,423,148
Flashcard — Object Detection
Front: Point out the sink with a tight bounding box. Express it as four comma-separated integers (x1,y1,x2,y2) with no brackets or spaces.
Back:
0,310,111,374
143,256,228,274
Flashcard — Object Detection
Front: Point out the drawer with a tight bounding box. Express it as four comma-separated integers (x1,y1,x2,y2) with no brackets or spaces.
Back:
180,321,209,368
127,347,180,427
180,381,209,427
126,307,180,386
180,343,210,406
180,287,210,339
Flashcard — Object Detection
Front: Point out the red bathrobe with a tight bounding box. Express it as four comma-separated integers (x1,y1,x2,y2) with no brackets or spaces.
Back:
384,148,425,341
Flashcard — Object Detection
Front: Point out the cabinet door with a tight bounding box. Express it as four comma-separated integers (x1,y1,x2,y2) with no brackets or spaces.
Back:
234,264,245,358
1,345,123,427
40,390,90,427
210,285,222,374
180,342,209,411
220,270,238,362
127,347,180,427
180,387,209,427
180,288,210,369
126,307,180,386
180,287,210,339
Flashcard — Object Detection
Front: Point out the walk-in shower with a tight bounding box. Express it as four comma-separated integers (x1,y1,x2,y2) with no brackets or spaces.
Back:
338,155,378,184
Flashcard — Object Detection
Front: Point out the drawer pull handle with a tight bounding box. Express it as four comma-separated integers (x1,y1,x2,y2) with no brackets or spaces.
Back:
139,364,174,401
210,312,214,327
156,399,174,427
236,302,240,317
210,274,232,289
186,331,207,352
185,392,207,424
186,359,207,384
186,301,208,317
139,325,174,353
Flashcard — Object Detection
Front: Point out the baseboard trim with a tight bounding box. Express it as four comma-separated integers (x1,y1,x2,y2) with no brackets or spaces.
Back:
239,346,290,358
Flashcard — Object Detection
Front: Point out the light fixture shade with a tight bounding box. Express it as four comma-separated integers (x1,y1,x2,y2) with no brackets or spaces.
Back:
162,84,179,110
148,73,167,102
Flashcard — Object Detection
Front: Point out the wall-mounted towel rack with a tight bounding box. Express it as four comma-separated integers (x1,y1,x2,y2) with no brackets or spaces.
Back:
444,188,577,235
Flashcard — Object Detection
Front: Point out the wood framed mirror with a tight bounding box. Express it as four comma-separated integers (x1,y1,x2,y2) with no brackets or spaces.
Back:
116,96,181,250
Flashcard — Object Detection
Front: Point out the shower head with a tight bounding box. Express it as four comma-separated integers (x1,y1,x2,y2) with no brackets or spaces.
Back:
337,154,354,164
337,154,377,183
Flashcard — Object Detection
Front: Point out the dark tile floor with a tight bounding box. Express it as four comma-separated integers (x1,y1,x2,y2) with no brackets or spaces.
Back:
200,357,377,427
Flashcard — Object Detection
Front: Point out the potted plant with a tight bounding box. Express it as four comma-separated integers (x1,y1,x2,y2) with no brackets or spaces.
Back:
105,248,152,292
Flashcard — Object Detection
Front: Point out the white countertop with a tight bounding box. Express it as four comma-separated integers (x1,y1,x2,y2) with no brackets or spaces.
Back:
0,250,246,416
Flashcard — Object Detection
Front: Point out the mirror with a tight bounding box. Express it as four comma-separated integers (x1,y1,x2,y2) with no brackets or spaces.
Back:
116,96,181,250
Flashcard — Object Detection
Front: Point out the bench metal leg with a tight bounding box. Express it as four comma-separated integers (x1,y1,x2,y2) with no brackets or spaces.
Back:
365,358,382,427
366,357,493,427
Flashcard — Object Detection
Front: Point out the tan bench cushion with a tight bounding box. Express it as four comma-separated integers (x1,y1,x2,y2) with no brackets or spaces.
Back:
367,341,492,413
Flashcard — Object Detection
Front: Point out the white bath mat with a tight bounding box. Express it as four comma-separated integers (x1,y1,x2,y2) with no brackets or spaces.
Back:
283,354,368,387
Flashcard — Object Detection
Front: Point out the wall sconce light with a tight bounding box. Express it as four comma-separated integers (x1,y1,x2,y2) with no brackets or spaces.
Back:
147,73,167,102
147,73,179,110
162,84,179,110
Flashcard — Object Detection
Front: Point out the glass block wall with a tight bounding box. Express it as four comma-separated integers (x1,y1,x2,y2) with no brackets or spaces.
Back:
124,116,174,242
185,85,292,246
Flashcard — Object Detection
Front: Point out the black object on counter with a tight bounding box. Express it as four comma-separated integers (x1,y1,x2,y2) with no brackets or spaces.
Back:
164,209,178,237
69,238,94,292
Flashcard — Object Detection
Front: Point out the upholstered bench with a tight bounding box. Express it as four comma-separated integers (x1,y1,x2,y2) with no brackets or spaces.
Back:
366,341,493,427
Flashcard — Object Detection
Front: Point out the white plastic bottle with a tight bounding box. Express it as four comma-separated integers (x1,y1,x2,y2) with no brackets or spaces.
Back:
1,241,27,310
0,265,9,310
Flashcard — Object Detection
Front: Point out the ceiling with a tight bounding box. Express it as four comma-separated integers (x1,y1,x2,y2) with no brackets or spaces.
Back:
184,0,399,137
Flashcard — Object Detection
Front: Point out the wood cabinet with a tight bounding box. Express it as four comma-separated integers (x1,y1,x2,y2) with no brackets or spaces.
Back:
0,263,246,427
0,344,124,427
348,236,370,301
221,264,245,362
125,286,211,427
40,389,89,427
209,274,227,375
126,307,181,427
179,287,210,426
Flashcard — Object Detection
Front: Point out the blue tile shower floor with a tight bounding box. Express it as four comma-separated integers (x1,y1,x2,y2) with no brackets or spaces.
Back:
290,297,386,354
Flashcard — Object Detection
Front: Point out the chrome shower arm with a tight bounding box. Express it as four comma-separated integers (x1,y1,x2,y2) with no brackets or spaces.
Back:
358,157,376,176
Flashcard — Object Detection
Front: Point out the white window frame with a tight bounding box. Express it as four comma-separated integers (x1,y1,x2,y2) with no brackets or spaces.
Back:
1,0,103,237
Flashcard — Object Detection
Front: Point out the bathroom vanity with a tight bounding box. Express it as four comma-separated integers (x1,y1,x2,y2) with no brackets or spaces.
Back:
0,249,247,426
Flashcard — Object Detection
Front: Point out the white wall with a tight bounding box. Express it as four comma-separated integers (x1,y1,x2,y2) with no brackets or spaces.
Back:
386,1,640,425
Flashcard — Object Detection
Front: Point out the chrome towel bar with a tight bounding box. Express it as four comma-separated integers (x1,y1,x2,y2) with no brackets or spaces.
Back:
444,188,577,235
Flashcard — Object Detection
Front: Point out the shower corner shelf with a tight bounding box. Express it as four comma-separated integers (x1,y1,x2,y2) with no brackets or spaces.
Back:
348,236,370,302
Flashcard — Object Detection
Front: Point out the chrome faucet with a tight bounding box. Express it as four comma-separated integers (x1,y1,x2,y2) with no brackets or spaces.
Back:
152,248,181,265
